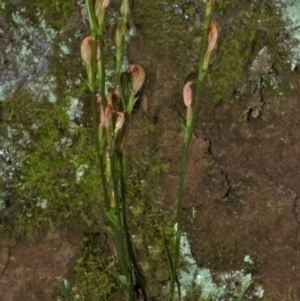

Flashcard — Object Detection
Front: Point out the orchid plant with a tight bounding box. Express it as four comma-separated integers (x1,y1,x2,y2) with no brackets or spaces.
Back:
80,0,217,300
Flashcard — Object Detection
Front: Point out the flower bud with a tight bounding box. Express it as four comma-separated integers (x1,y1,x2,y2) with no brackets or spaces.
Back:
95,0,111,16
203,21,218,70
115,112,125,131
101,0,111,8
103,105,113,128
183,81,193,107
107,89,120,106
95,0,111,28
127,64,146,93
120,0,129,17
112,21,122,49
116,122,126,152
207,21,218,53
81,36,93,65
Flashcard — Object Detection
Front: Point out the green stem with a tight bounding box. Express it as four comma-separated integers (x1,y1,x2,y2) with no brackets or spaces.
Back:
127,91,136,114
98,33,107,106
115,16,128,111
106,133,134,300
85,0,97,33
118,150,152,301
169,2,213,301
85,1,110,209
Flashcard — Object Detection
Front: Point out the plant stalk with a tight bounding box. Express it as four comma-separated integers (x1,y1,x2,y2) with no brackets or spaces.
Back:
169,2,213,300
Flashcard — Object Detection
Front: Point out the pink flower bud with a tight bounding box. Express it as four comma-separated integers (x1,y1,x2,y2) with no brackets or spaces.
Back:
107,89,120,106
115,112,125,131
127,64,146,93
95,0,111,16
207,21,218,53
183,81,193,107
103,105,113,128
203,21,218,70
81,36,93,65
101,0,111,8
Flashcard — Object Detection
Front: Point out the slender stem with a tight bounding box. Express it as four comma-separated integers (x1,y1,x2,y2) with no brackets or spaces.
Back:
98,34,107,106
107,4,136,299
85,0,110,209
115,15,128,111
118,149,152,301
109,144,135,301
85,0,97,33
169,2,213,300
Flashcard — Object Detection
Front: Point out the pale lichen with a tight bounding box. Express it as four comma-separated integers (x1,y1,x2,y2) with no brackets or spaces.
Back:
177,231,264,300
275,0,300,69
0,8,57,101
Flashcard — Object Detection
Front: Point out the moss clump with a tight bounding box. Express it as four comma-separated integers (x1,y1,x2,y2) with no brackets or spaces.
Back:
122,117,175,298
4,0,74,30
229,181,246,199
205,160,219,177
1,89,103,231
0,0,105,230
73,232,119,301
133,0,195,61
210,1,294,104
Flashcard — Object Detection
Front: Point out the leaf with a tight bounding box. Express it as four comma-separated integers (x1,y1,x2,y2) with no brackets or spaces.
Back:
118,274,130,287
181,123,189,143
102,225,113,235
181,123,187,134
60,279,71,301
80,211,92,227
83,79,92,91
105,209,120,229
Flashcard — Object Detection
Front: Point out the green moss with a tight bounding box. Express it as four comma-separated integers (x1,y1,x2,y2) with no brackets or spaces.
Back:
205,160,219,177
1,87,103,231
127,180,173,297
4,0,74,30
73,232,119,301
209,1,294,104
230,181,246,198
133,0,195,61
123,117,175,298
1,0,104,231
